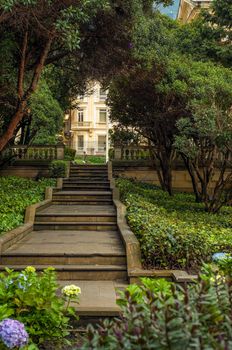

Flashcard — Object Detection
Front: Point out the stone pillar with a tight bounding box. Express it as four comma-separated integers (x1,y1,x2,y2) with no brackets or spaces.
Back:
56,144,65,160
114,147,122,160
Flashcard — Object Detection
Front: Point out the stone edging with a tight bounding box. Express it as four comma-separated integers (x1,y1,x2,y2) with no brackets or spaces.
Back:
108,161,197,283
0,178,63,255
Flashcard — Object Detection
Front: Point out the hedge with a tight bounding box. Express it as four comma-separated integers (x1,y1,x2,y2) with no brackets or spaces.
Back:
0,177,55,234
116,178,232,270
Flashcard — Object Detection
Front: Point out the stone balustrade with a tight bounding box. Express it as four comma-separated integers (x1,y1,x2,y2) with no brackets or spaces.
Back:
2,145,65,161
113,146,151,160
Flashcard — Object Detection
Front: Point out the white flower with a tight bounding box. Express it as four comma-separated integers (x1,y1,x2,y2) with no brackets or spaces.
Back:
62,284,81,297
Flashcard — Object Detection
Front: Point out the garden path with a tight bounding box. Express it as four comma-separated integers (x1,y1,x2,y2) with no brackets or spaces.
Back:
1,165,128,316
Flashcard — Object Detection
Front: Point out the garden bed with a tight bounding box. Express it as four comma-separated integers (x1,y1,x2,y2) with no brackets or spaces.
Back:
0,176,55,235
116,178,232,271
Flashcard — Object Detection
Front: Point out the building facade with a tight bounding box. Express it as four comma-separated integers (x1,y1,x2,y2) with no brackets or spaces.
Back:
67,82,111,157
177,0,211,23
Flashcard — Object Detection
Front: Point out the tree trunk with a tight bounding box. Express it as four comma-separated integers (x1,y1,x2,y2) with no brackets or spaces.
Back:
181,154,202,202
0,34,54,152
152,148,174,196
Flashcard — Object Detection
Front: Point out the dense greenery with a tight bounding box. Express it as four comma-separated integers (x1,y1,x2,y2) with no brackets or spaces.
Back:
81,263,232,350
49,160,68,178
0,0,154,152
108,0,232,209
64,147,76,161
0,267,79,349
117,178,232,270
0,177,55,234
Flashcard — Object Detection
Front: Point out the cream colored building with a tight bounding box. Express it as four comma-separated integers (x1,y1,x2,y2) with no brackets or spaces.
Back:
68,82,111,157
177,0,211,23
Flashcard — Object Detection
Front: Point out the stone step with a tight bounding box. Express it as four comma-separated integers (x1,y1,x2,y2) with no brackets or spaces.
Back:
52,199,113,205
0,264,127,280
63,180,110,184
69,178,109,182
69,177,109,181
1,254,126,266
66,179,109,183
59,280,126,317
62,185,110,191
35,213,117,223
53,191,112,201
69,170,107,173
70,165,107,169
34,222,118,231
63,182,110,191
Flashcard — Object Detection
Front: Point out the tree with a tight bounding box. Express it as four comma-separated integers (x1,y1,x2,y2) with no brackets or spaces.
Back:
0,0,152,152
16,80,64,145
108,59,187,195
175,61,232,212
176,0,232,67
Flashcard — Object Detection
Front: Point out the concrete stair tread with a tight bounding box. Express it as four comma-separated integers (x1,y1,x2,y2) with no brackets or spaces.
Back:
2,252,126,257
54,191,111,195
3,230,125,255
58,280,125,316
37,205,115,215
0,264,127,271
35,221,117,225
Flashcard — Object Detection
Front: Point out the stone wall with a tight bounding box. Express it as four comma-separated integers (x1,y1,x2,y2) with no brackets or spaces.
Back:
0,163,50,179
112,161,230,192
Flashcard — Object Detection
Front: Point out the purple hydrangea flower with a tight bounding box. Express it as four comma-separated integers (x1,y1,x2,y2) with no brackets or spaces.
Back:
0,319,29,349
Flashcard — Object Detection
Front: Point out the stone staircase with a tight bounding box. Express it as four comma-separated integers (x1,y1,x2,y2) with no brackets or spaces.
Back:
0,164,128,315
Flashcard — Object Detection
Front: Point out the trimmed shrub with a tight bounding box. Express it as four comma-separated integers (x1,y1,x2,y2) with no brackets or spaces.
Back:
80,264,232,350
49,160,67,178
116,178,232,270
64,147,76,161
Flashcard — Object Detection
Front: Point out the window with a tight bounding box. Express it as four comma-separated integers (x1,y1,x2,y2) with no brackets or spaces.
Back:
99,88,107,100
99,109,107,123
78,135,84,150
78,109,84,123
98,135,106,151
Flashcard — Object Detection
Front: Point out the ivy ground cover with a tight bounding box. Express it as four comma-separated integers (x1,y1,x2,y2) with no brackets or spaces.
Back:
0,176,55,235
117,178,232,270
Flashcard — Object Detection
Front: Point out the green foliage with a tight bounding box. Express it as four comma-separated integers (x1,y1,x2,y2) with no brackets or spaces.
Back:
0,177,55,234
109,125,141,146
116,178,232,270
74,156,105,165
29,81,64,145
0,267,75,347
81,264,232,349
64,147,76,161
49,160,68,178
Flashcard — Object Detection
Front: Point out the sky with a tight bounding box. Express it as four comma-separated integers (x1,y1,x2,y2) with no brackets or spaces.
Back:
159,0,180,19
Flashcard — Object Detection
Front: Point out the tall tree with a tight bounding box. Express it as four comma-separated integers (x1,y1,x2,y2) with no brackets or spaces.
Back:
0,0,152,152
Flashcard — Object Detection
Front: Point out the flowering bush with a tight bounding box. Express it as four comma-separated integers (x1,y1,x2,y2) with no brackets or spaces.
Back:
62,285,81,297
0,267,78,348
0,319,28,349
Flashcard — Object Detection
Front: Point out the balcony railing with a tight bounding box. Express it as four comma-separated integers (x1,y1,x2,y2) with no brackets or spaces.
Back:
72,121,92,129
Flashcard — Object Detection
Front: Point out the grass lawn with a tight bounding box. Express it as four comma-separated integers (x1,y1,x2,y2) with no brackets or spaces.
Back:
0,176,55,234
117,178,232,271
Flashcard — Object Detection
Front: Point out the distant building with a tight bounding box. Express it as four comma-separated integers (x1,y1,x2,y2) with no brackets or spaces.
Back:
65,82,111,157
177,0,211,23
